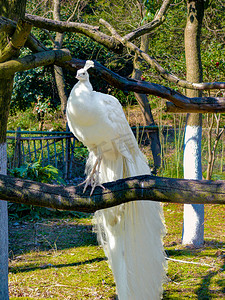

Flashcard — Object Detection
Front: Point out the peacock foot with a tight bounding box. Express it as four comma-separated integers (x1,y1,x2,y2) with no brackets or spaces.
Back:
78,156,105,196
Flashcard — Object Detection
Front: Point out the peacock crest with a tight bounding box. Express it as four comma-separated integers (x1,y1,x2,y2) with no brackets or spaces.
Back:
83,60,94,71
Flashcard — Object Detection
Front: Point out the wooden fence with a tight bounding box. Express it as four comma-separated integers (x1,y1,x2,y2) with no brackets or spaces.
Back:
7,126,224,180
6,128,87,179
6,126,160,179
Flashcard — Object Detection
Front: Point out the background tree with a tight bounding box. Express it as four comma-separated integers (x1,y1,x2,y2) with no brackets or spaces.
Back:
0,1,28,298
182,1,205,247
0,0,70,297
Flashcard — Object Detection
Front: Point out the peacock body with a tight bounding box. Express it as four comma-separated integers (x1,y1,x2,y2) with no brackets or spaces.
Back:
66,60,167,299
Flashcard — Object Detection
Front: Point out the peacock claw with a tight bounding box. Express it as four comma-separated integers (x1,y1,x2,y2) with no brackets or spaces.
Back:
77,156,105,196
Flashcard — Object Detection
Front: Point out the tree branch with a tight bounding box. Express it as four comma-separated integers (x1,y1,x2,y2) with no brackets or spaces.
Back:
165,99,225,113
99,18,225,91
123,18,165,42
1,16,224,91
0,48,71,77
123,0,172,41
24,13,123,53
0,174,224,213
62,59,225,113
0,19,32,63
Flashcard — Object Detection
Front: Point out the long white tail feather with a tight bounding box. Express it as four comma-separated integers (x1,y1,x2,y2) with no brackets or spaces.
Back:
86,147,167,299
67,62,167,299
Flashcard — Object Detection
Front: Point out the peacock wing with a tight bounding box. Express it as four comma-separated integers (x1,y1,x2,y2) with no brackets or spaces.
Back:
93,91,139,161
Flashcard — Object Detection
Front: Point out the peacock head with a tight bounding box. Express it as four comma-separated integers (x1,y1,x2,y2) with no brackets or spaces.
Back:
76,60,94,82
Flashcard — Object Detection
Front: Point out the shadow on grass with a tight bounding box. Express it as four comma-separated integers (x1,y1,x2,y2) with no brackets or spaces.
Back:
9,220,98,256
9,256,107,274
165,240,225,258
196,259,225,300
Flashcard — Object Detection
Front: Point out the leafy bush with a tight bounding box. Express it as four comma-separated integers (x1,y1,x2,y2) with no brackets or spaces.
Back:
8,159,66,221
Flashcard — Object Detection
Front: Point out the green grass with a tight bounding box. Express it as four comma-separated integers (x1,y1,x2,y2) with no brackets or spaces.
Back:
8,204,225,299
163,203,225,299
7,108,225,298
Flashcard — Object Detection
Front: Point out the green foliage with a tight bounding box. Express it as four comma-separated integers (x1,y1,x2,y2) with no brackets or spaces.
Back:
8,107,37,131
9,159,65,184
34,99,51,114
8,159,66,221
11,66,57,112
142,0,161,23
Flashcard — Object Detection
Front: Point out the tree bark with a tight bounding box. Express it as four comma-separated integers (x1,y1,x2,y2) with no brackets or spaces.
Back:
25,13,123,54
0,1,27,298
182,0,205,248
0,48,71,77
132,33,161,173
65,58,225,113
0,143,9,300
53,0,68,120
0,175,224,213
0,26,14,300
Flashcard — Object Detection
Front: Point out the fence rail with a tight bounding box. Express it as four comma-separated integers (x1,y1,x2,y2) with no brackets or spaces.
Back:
6,128,86,179
6,126,224,179
6,126,160,179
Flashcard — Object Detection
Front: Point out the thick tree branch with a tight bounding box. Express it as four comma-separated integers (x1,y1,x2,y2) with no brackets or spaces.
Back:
1,16,224,91
0,19,32,63
62,59,225,113
24,13,123,53
0,16,16,34
0,48,71,77
166,100,225,113
0,174,224,213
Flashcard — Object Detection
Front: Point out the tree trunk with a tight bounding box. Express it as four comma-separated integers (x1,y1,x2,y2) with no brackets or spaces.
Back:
0,143,9,300
0,76,13,300
132,34,161,173
53,0,68,120
0,1,27,298
0,35,15,300
54,64,68,119
182,0,205,248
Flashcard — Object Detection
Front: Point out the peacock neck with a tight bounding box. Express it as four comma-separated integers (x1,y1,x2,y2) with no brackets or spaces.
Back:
77,80,93,92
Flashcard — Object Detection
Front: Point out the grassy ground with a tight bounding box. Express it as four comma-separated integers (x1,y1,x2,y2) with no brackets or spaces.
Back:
7,106,225,298
8,203,225,299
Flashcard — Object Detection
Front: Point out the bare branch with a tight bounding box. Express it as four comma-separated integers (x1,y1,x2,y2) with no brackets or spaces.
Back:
100,19,225,91
165,100,225,113
63,58,225,113
1,16,224,91
26,33,48,52
155,0,173,19
0,48,71,77
123,18,165,41
67,0,82,23
24,13,123,53
124,0,172,41
0,175,224,213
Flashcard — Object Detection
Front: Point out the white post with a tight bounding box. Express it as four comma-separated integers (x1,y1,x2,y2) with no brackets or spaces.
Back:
0,142,9,300
182,121,204,247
